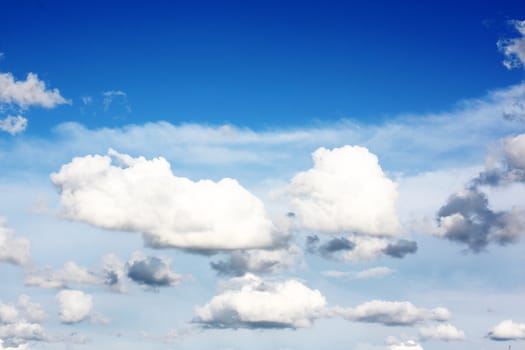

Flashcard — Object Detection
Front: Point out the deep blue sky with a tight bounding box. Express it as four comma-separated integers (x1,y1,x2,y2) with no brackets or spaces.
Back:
0,0,524,132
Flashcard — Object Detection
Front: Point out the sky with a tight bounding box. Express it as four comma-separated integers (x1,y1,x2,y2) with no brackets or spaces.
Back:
0,1,525,349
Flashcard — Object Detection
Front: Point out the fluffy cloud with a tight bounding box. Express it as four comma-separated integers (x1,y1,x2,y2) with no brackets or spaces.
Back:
0,304,18,324
0,339,30,350
0,116,27,135
488,320,525,341
126,252,182,288
194,274,327,329
102,254,127,293
16,296,45,323
435,188,524,252
0,72,69,109
25,261,101,289
210,245,303,276
288,146,400,236
0,218,30,266
0,321,47,345
418,324,465,341
336,300,450,326
498,20,525,70
322,267,394,280
55,290,93,324
51,149,278,251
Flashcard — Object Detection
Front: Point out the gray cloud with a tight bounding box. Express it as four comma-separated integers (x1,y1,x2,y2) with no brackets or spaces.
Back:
210,245,302,276
126,253,182,289
382,239,418,258
435,188,524,252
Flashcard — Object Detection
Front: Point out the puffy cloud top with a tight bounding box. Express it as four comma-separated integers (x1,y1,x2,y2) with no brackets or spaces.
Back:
55,290,93,324
0,218,31,266
418,323,465,341
488,320,525,341
288,146,400,236
194,274,327,329
51,149,278,251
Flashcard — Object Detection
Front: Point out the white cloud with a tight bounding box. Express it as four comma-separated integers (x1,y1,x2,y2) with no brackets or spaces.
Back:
102,90,130,112
211,245,303,276
336,300,450,326
51,149,279,251
488,320,525,341
25,261,101,289
17,296,45,323
0,321,47,345
418,323,465,341
0,339,30,350
0,116,27,135
55,290,93,324
288,146,400,236
387,340,423,350
0,304,18,324
194,274,327,329
322,267,394,280
0,218,31,266
498,20,525,69
0,72,69,109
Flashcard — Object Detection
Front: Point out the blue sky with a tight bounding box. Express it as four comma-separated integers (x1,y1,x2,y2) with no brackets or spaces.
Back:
1,1,525,350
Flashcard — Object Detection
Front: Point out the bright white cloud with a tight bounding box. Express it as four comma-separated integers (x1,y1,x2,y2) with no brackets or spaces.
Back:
336,300,450,326
0,321,46,345
0,116,27,135
498,20,525,69
194,274,327,329
0,72,69,109
418,323,465,341
0,218,31,266
25,261,101,289
488,320,525,341
288,146,400,236
51,149,279,251
55,290,93,324
388,340,423,350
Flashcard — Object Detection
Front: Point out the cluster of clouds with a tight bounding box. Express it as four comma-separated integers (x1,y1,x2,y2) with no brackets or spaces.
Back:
0,296,47,348
0,71,69,135
0,218,31,266
434,133,525,252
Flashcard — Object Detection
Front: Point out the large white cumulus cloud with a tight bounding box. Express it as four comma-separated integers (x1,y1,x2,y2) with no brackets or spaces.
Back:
488,320,525,341
288,146,400,236
194,274,327,329
51,149,278,251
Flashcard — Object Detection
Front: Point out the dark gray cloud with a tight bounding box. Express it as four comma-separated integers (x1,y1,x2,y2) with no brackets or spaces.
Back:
306,235,355,259
436,188,523,252
102,254,126,293
382,239,418,258
126,254,182,288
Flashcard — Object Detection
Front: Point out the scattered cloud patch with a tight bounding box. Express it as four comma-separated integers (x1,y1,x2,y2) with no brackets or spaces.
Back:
25,261,101,289
0,218,31,266
418,323,465,341
322,267,394,280
336,300,450,326
498,20,525,69
382,240,418,259
0,72,69,109
102,90,130,113
16,296,45,323
51,149,278,251
210,245,302,276
102,254,127,293
0,116,27,135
